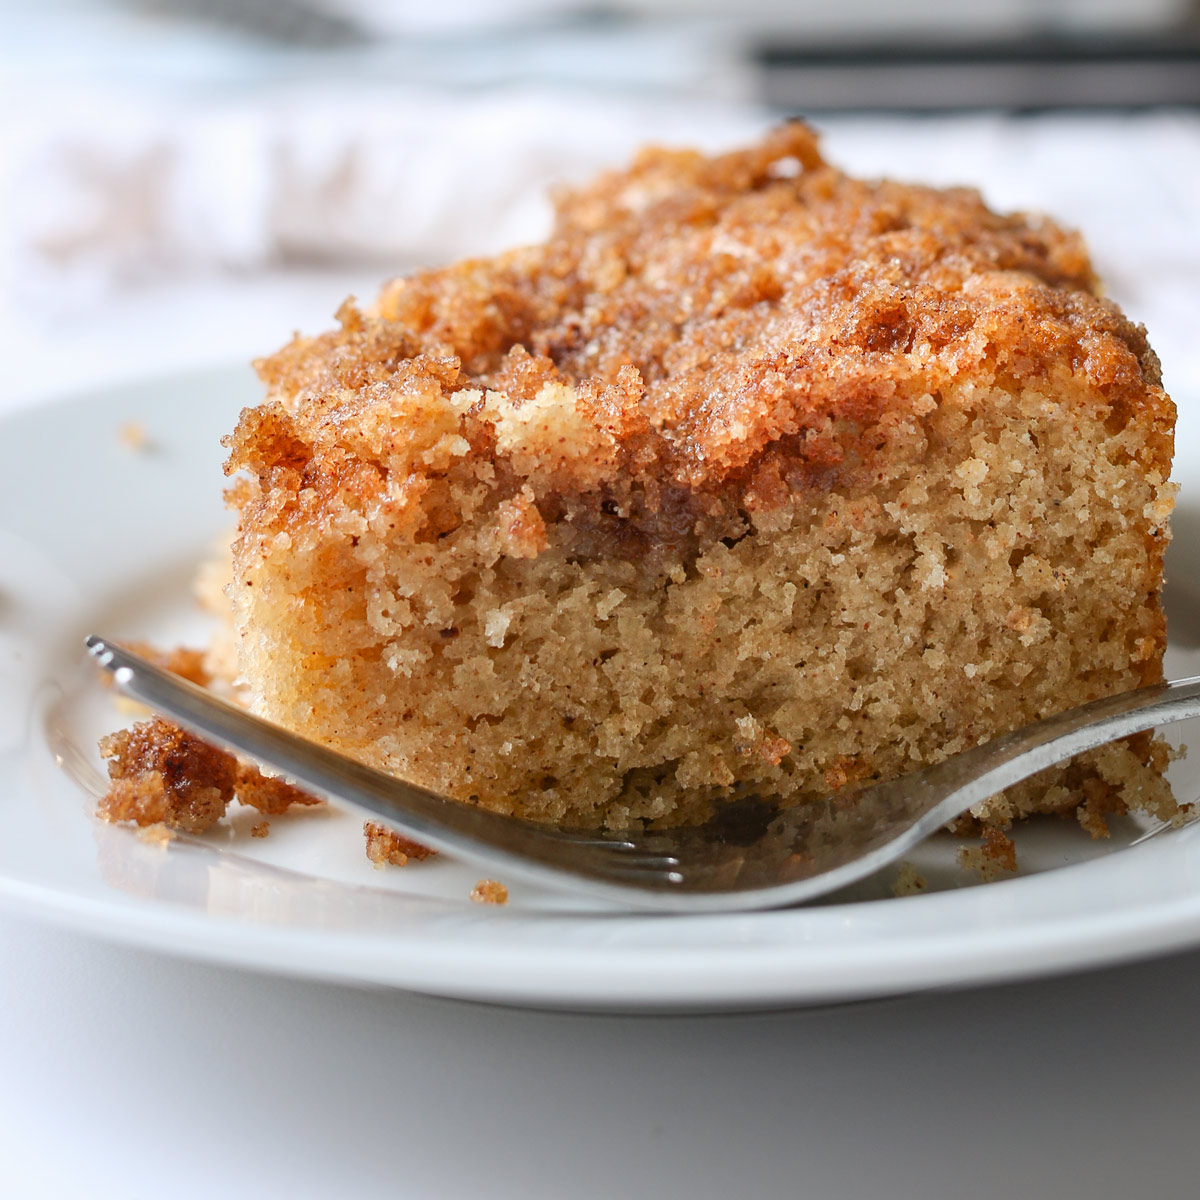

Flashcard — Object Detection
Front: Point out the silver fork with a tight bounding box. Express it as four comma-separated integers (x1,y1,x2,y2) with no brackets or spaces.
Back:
86,635,1200,913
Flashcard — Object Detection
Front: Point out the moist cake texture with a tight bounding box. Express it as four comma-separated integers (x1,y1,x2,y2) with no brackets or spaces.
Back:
225,124,1176,831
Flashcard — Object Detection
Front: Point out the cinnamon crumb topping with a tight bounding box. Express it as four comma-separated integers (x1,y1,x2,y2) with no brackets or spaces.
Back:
230,121,1169,554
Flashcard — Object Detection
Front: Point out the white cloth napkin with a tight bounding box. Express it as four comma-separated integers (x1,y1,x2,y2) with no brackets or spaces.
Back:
1,84,764,301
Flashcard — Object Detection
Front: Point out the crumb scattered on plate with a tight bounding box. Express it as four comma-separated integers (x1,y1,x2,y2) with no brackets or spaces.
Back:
251,821,270,838
470,879,508,905
117,419,150,452
235,768,324,816
957,827,1018,882
135,822,174,848
98,717,323,834
363,820,436,867
891,862,928,897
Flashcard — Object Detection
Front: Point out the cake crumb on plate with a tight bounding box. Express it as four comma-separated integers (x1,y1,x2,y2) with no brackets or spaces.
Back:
364,820,436,867
116,419,149,452
99,717,323,834
891,862,928,896
135,822,174,848
470,879,508,905
958,827,1019,882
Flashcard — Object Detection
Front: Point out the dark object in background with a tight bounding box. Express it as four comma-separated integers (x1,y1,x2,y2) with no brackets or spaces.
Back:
758,34,1200,112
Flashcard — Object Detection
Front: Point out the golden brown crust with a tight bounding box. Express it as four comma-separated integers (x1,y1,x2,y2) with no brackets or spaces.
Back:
230,122,1172,521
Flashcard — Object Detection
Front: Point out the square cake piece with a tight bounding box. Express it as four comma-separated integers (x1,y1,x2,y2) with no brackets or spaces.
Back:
224,124,1175,831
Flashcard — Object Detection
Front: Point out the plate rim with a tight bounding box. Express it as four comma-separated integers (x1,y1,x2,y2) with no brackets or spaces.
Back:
7,859,1200,1010
5,362,1200,1013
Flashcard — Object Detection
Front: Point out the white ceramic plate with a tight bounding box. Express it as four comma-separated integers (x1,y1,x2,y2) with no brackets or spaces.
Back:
5,366,1200,1012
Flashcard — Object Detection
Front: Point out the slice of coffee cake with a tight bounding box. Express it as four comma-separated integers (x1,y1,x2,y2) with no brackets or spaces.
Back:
224,124,1175,830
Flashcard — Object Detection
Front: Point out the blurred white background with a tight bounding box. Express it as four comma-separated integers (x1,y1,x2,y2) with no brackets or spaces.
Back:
2,0,1198,420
